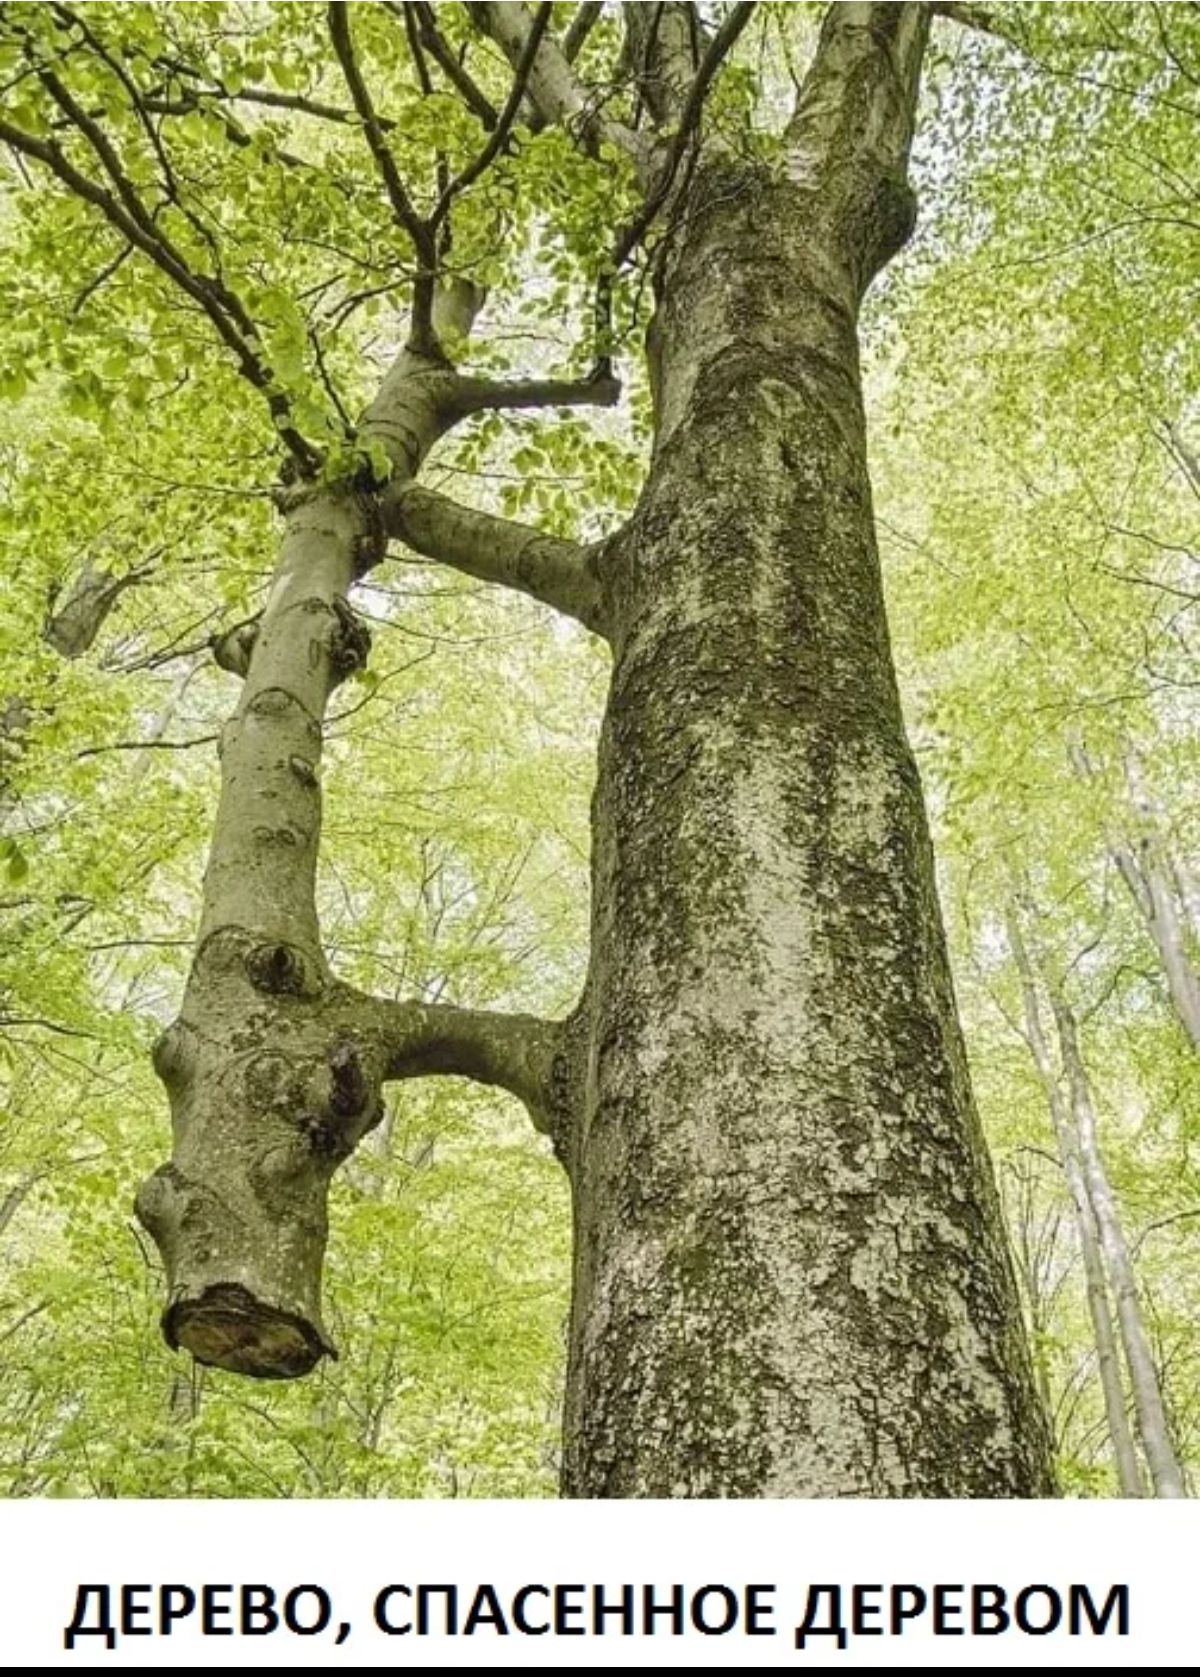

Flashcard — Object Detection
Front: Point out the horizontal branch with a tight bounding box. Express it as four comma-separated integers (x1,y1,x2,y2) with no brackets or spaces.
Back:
369,996,565,1134
382,484,607,636
451,367,621,417
73,735,219,761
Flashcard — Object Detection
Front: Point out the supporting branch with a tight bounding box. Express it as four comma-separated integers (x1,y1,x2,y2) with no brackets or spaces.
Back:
383,484,607,636
451,366,621,417
369,996,566,1136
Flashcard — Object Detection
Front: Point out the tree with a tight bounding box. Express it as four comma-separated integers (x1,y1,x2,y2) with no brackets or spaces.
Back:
1,0,1088,1497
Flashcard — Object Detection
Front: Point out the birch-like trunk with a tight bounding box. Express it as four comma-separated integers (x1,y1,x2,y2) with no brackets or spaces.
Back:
1072,741,1200,1049
1049,990,1187,1498
1006,910,1144,1496
1114,755,1200,1050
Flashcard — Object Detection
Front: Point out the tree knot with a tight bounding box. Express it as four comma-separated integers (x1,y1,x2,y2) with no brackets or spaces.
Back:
352,490,388,577
329,1040,369,1119
329,596,372,686
211,615,261,679
245,942,322,999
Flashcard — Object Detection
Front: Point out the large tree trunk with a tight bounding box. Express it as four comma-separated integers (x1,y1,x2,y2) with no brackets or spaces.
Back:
560,7,1053,1497
1006,909,1145,1497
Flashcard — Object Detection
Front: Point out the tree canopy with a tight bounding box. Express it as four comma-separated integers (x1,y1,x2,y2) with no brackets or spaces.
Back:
1,0,1198,1496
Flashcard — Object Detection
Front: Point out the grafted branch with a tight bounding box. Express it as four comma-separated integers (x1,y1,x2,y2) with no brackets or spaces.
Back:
384,484,606,635
452,367,621,417
369,996,567,1135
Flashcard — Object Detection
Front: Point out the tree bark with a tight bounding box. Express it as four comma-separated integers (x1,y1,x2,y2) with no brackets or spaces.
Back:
134,286,579,1375
1071,740,1200,1049
1006,908,1145,1497
558,5,1054,1496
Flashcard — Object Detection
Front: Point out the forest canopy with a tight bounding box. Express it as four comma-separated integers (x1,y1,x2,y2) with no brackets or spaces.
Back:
1,0,1198,1497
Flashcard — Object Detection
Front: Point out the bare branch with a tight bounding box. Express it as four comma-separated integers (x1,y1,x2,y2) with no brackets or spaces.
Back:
451,366,621,417
73,735,219,761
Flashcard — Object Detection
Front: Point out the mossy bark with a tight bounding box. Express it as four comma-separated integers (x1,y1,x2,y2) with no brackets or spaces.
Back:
559,9,1055,1497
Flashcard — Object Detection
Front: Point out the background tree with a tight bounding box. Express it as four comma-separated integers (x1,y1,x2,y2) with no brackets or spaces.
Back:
1,1,1196,1498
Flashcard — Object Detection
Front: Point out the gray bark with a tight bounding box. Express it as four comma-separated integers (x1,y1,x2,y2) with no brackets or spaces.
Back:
135,285,578,1374
44,561,148,659
1049,989,1187,1498
1071,741,1200,1049
1116,755,1200,1050
1006,908,1145,1496
555,4,1053,1496
133,2,1055,1495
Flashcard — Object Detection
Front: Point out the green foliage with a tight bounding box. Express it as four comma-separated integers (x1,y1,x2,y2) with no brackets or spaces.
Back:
1,0,1198,1497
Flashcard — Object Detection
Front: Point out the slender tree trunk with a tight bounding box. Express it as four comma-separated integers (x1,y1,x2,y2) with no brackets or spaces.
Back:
1114,755,1200,1049
1006,909,1145,1496
136,280,582,1374
560,6,1053,1496
1072,740,1200,1048
1113,838,1200,1047
1048,989,1187,1498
